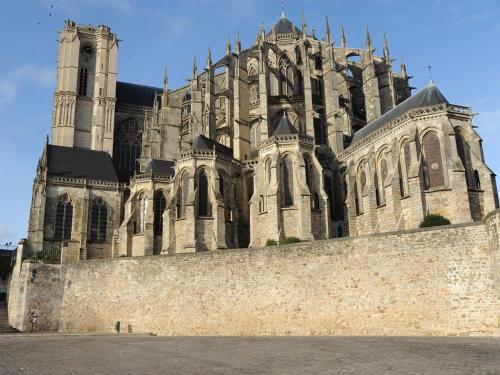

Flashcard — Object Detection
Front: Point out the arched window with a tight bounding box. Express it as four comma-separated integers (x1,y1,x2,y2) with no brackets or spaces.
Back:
182,90,192,119
295,71,303,96
399,140,411,197
197,170,210,217
249,85,259,105
377,156,388,206
248,65,258,78
281,156,294,207
89,198,107,243
154,192,167,235
455,129,473,188
356,163,366,214
265,158,272,187
78,67,89,96
113,117,143,181
474,170,481,189
314,54,323,70
422,131,445,189
54,195,73,240
135,194,147,234
279,55,294,97
247,176,254,203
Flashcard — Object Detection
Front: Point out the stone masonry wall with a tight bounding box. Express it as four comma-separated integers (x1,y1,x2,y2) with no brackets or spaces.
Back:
8,260,64,332
57,222,499,336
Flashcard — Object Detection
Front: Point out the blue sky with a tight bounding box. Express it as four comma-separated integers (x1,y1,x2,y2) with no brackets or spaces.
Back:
0,0,499,244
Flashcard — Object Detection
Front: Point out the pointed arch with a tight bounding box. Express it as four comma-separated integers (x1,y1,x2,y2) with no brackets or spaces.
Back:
89,197,108,243
281,155,294,207
399,139,411,197
113,116,143,181
278,54,294,96
197,169,211,217
422,131,445,189
54,194,73,240
154,191,167,235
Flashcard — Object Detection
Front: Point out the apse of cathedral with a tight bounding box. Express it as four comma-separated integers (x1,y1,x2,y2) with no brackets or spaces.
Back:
27,13,498,259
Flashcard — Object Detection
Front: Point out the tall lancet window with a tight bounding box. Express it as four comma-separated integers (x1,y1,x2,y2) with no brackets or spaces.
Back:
89,198,107,243
113,117,143,182
154,191,167,235
279,55,294,96
281,155,294,207
197,170,211,217
54,195,73,241
78,67,89,96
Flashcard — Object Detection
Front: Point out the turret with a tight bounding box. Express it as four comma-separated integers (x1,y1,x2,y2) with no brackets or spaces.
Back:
206,47,212,69
340,26,346,48
365,27,373,55
226,36,231,56
301,12,307,37
235,31,241,54
383,34,390,64
325,16,332,45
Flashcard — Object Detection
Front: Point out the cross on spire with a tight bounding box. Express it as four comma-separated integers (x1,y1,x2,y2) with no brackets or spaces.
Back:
281,0,285,18
428,65,434,85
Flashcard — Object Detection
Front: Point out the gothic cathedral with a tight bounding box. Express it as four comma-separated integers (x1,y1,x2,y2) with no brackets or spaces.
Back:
27,14,498,259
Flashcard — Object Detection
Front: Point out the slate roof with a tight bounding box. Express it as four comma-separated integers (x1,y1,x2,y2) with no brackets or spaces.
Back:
116,81,163,107
267,17,301,37
47,145,119,182
273,113,298,136
145,159,175,177
351,84,449,144
193,135,233,158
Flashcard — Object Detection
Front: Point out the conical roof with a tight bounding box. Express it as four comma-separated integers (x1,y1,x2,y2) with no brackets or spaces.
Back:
267,17,301,37
273,113,298,136
351,84,449,144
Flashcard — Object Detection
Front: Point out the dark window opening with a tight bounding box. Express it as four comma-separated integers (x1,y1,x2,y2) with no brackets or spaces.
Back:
89,199,107,243
54,196,73,240
281,156,294,207
78,67,89,96
197,170,210,216
154,192,167,235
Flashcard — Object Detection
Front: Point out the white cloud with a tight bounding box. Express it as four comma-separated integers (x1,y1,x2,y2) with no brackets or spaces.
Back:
0,65,55,113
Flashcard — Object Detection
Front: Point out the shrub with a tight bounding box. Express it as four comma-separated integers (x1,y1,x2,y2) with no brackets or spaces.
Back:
282,236,301,244
266,239,278,246
419,214,451,228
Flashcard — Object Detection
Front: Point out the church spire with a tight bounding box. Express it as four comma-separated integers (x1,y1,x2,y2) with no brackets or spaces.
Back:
206,47,212,69
325,16,332,44
301,11,307,36
340,26,346,48
192,56,197,80
281,0,285,18
236,31,241,54
163,66,168,92
226,36,231,56
400,54,408,79
383,33,390,62
366,26,373,52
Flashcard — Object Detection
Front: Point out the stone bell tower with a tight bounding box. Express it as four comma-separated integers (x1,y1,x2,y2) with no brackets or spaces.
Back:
51,20,118,155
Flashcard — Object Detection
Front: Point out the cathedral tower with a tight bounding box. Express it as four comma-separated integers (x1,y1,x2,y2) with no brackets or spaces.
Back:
51,20,118,155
